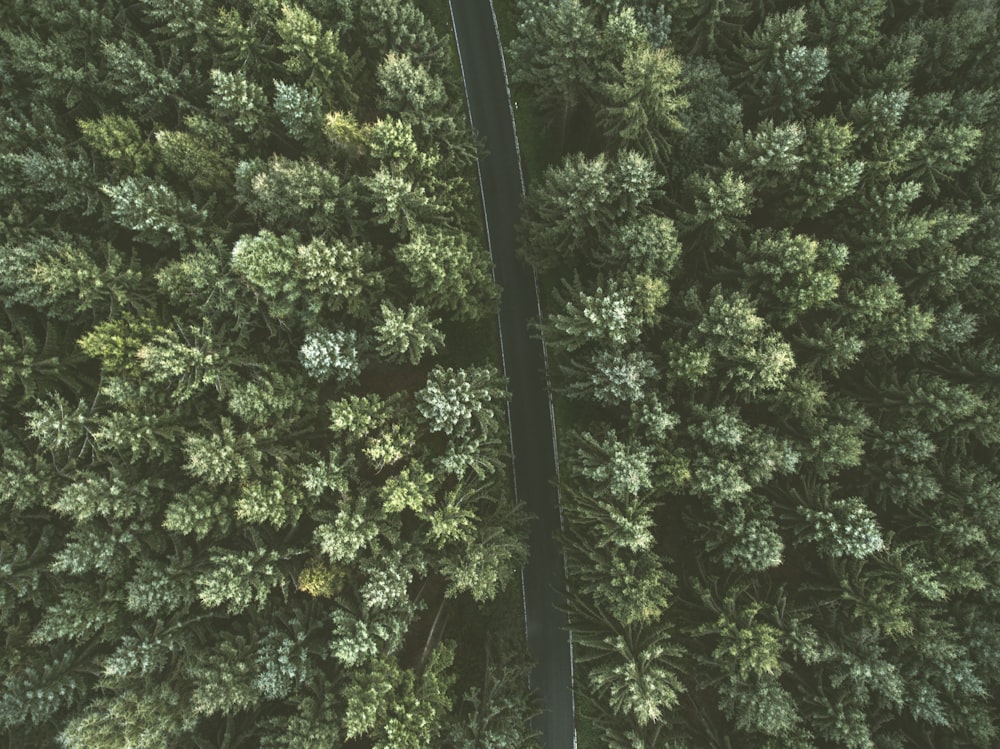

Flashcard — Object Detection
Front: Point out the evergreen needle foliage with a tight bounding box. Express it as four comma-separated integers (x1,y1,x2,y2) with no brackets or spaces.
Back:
511,0,1000,745
0,1,536,747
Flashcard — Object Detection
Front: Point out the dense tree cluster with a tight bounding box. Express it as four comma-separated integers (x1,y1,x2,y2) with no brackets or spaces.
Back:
512,0,1000,746
0,1,537,746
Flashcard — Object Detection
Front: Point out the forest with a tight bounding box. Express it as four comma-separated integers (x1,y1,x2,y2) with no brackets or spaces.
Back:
508,0,1000,746
3,0,1000,748
0,1,537,747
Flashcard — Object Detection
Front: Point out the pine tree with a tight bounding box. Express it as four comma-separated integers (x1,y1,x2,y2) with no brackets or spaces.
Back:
520,150,661,272
373,301,444,365
78,114,154,175
510,0,600,131
377,52,448,122
208,68,268,134
275,3,356,109
155,116,236,191
195,548,283,615
597,34,687,165
737,229,848,324
416,365,505,438
739,8,830,121
101,177,207,248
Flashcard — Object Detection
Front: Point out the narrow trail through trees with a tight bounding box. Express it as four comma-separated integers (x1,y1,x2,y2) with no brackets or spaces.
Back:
448,2,577,747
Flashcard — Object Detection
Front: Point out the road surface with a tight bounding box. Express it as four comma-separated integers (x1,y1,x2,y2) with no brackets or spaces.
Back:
447,2,577,747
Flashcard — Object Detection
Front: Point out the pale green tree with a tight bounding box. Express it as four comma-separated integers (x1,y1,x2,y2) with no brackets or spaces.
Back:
543,282,642,354
135,324,225,403
598,38,686,164
573,601,684,726
718,674,807,741
604,213,682,282
363,168,442,236
298,329,361,384
688,287,796,395
573,431,655,500
315,495,381,566
276,3,356,108
677,170,753,253
521,150,661,271
739,8,829,119
208,68,267,133
234,156,353,235
58,684,193,749
186,634,260,716
101,177,206,247
373,301,444,365
163,489,232,539
195,549,283,615
439,511,527,602
155,115,235,192
416,366,505,438
78,113,153,174
738,230,848,324
341,645,455,749
564,348,657,405
182,419,261,486
273,81,325,141
101,36,181,115
377,52,447,121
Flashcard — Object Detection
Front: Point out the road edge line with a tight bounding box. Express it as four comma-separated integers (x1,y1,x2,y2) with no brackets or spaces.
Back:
483,4,578,748
445,0,528,644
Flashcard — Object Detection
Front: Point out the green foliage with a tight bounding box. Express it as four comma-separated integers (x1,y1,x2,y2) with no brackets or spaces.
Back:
678,169,753,251
78,114,154,174
208,68,268,133
740,8,830,120
276,2,356,108
439,492,528,601
273,80,325,141
447,642,540,748
393,227,496,320
564,348,657,405
373,301,445,365
186,633,260,715
511,0,1000,742
298,329,360,383
195,549,283,614
598,38,687,164
510,0,600,127
230,228,373,321
343,644,455,748
155,116,235,191
575,430,654,500
416,365,505,438
58,683,191,748
544,281,643,353
102,177,207,247
798,496,886,559
738,229,848,323
575,605,685,727
378,52,448,122
1,0,534,741
0,235,138,320
520,150,661,272
685,287,796,395
100,36,181,116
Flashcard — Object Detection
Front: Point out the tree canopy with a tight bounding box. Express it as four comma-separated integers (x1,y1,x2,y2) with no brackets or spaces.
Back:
0,1,537,747
511,0,1000,745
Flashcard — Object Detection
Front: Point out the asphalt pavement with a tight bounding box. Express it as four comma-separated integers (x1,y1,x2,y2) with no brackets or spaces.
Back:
447,2,577,747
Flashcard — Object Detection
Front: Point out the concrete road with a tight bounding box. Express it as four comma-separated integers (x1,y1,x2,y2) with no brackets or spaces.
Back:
447,2,577,748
